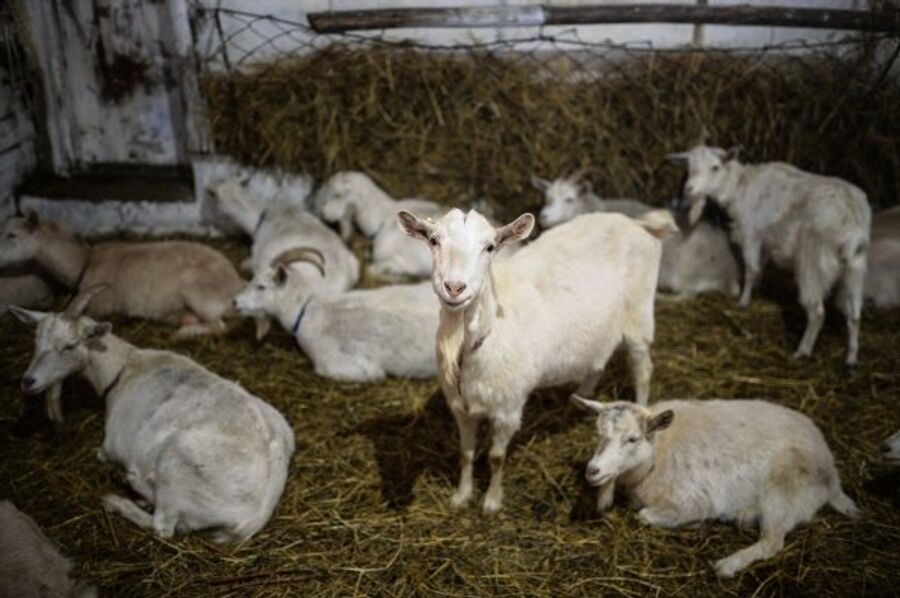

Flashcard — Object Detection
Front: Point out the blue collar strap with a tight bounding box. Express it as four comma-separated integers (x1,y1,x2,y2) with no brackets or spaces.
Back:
291,297,313,336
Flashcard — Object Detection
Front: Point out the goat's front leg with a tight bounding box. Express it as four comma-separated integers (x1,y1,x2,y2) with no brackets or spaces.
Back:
450,407,479,509
739,239,762,308
483,414,521,515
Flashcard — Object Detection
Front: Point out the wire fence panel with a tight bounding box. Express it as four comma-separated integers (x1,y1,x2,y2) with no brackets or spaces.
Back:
189,5,900,213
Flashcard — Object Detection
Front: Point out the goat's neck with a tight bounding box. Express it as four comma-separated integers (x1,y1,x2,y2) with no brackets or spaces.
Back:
459,270,499,351
716,162,746,209
36,229,90,288
355,187,395,236
583,192,605,212
82,335,134,409
618,458,655,490
274,282,315,337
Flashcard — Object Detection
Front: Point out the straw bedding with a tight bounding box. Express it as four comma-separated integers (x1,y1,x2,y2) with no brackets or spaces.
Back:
2,42,900,596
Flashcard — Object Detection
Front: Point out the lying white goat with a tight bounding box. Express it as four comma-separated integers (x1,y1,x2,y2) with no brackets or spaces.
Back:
212,180,361,338
573,397,858,578
399,208,675,513
533,171,739,297
234,249,439,382
0,212,244,337
0,270,55,316
11,290,295,542
315,171,446,278
862,205,900,310
669,145,871,364
0,501,95,598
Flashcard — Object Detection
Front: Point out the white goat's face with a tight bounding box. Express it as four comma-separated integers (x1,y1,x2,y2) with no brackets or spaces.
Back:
573,398,673,487
398,208,534,311
9,308,111,395
233,267,290,318
0,215,41,267
539,179,585,228
317,173,363,223
673,145,738,201
882,431,900,465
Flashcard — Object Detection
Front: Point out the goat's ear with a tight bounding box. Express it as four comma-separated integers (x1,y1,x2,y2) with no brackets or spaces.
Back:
23,209,39,231
496,213,535,246
274,265,289,287
569,395,608,415
530,175,550,192
724,145,741,163
665,151,689,163
8,305,47,326
397,210,431,241
84,321,112,340
646,409,674,435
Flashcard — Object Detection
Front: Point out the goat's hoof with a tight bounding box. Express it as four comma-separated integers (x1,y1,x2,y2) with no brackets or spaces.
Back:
481,496,503,516
450,490,472,510
713,557,741,579
95,447,108,463
792,349,811,360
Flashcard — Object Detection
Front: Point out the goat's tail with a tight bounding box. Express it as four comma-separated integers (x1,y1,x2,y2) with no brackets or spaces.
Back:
636,209,679,240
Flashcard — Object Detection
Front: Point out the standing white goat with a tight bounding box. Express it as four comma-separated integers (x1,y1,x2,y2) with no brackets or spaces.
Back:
882,430,900,464
533,171,739,297
234,249,439,382
398,208,675,514
0,501,95,598
212,180,361,338
573,397,858,578
861,205,900,310
315,171,446,278
10,291,295,543
668,145,871,364
0,213,244,337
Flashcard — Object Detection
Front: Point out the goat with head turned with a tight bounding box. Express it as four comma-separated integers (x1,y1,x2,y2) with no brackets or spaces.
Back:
211,179,360,339
0,212,245,339
314,171,446,279
860,205,900,310
10,286,294,543
668,145,871,365
533,169,739,298
573,397,858,578
234,248,439,382
399,207,674,514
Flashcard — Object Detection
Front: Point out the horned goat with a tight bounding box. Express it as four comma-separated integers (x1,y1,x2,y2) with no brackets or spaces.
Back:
668,145,871,364
398,208,676,514
234,248,439,382
573,397,858,578
10,290,295,543
0,212,244,337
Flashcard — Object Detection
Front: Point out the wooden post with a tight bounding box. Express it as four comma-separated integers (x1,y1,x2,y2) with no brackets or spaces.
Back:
308,4,900,35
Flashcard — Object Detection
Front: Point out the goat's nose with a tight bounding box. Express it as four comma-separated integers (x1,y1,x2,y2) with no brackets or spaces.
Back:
685,183,696,196
881,442,893,454
232,298,239,308
586,464,601,478
443,281,467,298
21,376,35,392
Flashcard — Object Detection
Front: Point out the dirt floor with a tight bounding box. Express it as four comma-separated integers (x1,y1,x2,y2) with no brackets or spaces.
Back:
1,237,899,597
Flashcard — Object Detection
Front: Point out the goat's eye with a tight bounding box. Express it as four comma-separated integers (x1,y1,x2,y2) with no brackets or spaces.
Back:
485,243,496,253
5,233,14,239
712,165,720,172
625,436,640,444
566,197,575,204
63,343,77,351
429,236,439,247
255,284,265,291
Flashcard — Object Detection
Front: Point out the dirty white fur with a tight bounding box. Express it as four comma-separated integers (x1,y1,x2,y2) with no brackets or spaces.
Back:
0,501,95,598
574,397,858,578
399,208,674,514
0,271,55,316
196,155,313,234
862,206,900,310
534,174,739,297
314,171,446,278
0,214,245,337
882,430,900,464
10,307,295,543
670,145,871,364
234,256,438,382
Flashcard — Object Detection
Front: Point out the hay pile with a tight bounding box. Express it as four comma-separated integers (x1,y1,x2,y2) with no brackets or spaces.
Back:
202,40,900,216
1,238,899,597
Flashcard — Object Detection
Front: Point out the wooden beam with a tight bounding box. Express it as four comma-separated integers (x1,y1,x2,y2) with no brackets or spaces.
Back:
308,3,900,35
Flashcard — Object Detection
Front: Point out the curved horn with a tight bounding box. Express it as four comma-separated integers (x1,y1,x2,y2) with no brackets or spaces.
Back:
566,165,592,183
271,247,326,277
64,283,110,319
696,126,710,146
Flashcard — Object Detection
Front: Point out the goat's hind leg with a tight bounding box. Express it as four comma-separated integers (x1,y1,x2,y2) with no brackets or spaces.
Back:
103,494,153,531
624,335,653,405
838,258,866,366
